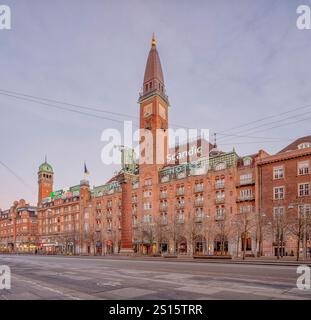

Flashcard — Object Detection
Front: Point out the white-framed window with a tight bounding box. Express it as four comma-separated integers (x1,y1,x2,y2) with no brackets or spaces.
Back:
160,213,167,224
240,205,254,213
274,186,285,200
243,157,252,166
177,212,184,222
143,202,152,210
298,161,309,175
273,166,284,179
215,162,226,171
240,173,253,184
216,207,225,219
144,178,152,186
273,206,285,218
143,214,152,223
299,183,310,197
298,142,311,150
132,181,139,189
143,190,152,198
299,204,311,217
216,191,225,200
215,178,225,188
240,189,253,199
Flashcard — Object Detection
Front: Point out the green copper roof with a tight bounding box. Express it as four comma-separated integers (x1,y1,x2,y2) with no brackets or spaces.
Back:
39,162,53,173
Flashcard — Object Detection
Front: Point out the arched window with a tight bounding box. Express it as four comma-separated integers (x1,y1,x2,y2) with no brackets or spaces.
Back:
243,157,252,166
215,162,226,171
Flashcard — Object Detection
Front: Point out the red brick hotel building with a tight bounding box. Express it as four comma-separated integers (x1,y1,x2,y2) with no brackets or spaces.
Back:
0,36,310,258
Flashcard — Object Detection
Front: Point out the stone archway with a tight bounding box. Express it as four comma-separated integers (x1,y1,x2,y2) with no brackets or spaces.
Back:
177,237,187,255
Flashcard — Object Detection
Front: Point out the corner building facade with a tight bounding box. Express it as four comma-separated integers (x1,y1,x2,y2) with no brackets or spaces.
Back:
36,37,311,258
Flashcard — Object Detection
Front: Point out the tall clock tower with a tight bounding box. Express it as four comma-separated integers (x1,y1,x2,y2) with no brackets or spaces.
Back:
138,34,169,176
38,159,53,204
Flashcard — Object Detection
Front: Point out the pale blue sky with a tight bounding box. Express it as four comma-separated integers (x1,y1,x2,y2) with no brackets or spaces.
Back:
1,0,311,208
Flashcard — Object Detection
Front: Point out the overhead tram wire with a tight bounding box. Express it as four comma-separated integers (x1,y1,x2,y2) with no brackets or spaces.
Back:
0,88,137,120
0,89,310,143
215,102,311,137
0,160,31,188
217,115,311,147
0,88,189,130
0,91,140,127
216,110,311,145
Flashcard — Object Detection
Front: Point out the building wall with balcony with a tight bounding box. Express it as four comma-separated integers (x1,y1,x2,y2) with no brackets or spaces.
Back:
256,142,311,257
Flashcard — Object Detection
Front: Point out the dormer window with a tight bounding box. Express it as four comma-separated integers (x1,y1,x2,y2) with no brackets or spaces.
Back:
298,142,311,149
243,157,252,166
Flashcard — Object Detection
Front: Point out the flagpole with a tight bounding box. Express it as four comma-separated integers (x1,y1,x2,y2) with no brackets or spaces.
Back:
84,161,86,181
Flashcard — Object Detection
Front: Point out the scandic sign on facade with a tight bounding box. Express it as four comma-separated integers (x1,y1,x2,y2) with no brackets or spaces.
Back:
166,145,203,163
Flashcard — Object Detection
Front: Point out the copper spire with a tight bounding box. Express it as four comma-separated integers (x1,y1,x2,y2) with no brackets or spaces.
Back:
142,33,164,93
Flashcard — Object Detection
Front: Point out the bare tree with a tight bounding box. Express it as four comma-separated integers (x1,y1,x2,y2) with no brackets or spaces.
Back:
168,214,186,255
234,208,257,260
288,202,311,261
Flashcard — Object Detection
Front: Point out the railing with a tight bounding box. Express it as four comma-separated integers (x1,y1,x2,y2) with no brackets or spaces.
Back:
237,195,255,202
215,213,225,221
176,203,185,209
215,182,225,189
237,179,255,186
215,197,225,204
195,215,203,222
194,185,204,193
132,198,138,204
160,205,168,212
160,193,168,199
194,200,204,207
176,189,185,196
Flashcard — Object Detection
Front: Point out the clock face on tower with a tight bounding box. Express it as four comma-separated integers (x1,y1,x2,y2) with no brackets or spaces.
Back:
159,103,166,119
143,103,153,118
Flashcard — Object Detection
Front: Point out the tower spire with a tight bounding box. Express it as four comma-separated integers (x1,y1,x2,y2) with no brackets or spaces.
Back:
140,34,168,104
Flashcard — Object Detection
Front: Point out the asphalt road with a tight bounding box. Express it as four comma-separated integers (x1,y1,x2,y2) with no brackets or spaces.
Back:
0,255,310,300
